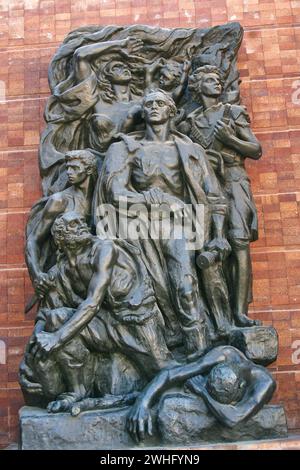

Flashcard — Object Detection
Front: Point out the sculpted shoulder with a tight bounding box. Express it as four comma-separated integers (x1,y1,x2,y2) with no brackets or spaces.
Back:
92,238,118,269
45,190,69,216
102,141,131,175
230,104,251,125
106,141,127,155
103,134,142,170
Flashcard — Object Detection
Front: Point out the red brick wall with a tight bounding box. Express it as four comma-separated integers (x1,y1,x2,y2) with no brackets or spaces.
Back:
1,0,300,448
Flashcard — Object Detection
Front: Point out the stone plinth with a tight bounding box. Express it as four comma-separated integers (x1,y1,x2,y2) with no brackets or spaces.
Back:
19,406,153,450
158,393,288,446
20,393,288,450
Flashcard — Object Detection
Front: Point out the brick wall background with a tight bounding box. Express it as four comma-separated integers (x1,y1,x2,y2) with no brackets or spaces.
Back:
0,0,300,448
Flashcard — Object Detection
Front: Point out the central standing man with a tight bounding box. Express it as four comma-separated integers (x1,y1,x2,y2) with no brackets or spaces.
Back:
95,89,232,358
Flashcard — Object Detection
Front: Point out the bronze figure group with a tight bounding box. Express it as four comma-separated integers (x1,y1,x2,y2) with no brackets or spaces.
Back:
20,23,279,444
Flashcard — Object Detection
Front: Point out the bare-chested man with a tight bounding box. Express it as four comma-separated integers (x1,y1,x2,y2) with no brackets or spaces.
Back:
95,89,232,358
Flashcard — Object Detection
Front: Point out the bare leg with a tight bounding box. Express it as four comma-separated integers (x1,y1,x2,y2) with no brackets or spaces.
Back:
232,244,261,327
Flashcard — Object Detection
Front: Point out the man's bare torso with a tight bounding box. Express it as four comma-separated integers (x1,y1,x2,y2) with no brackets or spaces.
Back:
132,140,186,200
62,239,154,310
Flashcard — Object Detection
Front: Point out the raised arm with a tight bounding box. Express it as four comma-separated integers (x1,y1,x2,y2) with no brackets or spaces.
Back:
144,59,164,90
74,37,143,81
26,194,67,291
172,60,191,103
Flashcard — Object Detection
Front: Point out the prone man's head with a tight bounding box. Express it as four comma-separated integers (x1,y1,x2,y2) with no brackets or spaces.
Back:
142,89,177,125
188,65,223,101
206,362,247,405
65,150,98,186
51,212,92,252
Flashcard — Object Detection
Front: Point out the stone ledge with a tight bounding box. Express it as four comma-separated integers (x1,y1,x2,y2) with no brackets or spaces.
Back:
19,406,148,450
158,393,288,446
19,395,288,450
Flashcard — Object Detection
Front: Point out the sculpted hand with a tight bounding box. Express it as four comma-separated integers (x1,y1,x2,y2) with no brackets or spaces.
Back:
145,57,165,75
19,360,43,394
34,331,61,356
126,37,144,55
34,272,56,299
20,376,43,395
206,237,231,261
144,187,165,205
126,398,153,443
214,120,235,145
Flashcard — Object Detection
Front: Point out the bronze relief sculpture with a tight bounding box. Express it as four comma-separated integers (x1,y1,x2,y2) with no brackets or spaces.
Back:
19,23,287,449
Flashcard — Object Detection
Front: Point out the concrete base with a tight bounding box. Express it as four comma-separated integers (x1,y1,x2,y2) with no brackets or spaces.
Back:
19,395,288,450
20,406,152,450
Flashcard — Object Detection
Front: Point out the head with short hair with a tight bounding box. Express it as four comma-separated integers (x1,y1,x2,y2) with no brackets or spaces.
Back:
65,149,98,185
142,89,177,125
206,362,247,405
188,65,223,102
51,212,92,253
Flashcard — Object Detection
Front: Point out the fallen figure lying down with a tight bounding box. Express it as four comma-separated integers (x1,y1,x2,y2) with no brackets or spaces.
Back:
57,346,275,444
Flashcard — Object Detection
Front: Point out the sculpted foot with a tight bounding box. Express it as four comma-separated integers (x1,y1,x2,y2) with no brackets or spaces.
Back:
235,314,262,328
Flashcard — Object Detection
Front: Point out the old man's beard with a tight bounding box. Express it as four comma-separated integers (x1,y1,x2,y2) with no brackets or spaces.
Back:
63,229,92,251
